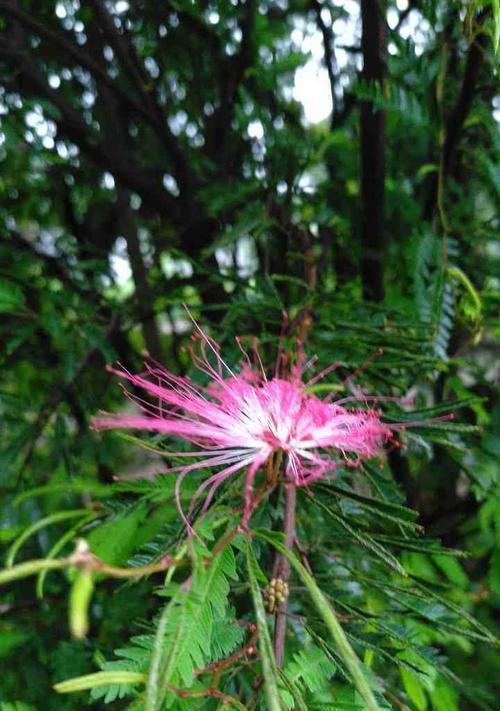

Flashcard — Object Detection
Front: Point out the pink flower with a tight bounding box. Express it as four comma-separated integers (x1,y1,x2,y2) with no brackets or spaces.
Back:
92,323,392,526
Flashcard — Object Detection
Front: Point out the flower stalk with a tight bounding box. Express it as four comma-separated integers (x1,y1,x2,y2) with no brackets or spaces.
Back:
272,481,296,667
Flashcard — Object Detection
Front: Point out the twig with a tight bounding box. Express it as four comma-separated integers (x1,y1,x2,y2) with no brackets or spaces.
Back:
199,622,258,679
166,685,248,710
382,688,412,711
294,535,313,575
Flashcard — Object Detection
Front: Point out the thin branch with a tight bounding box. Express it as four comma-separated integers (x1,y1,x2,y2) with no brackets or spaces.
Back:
88,0,151,98
87,0,196,196
199,622,258,678
423,8,490,223
163,1,221,53
0,2,156,128
205,0,256,170
165,685,249,711
393,0,416,33
442,9,490,176
311,0,337,121
6,54,178,219
0,2,194,203
115,190,164,362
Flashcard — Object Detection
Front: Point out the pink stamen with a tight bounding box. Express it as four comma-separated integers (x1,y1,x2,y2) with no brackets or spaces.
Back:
92,315,429,528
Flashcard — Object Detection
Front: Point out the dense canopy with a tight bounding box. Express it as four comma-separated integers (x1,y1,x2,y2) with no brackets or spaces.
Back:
0,2,498,710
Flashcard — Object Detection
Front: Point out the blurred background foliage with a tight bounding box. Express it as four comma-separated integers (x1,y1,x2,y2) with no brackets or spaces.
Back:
0,0,499,709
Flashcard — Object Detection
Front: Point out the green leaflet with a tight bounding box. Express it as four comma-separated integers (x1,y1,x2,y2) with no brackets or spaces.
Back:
384,396,485,421
494,0,500,52
284,646,336,694
409,421,480,434
6,509,93,568
255,530,384,711
280,645,336,709
316,483,419,523
431,677,459,711
145,595,179,711
246,541,284,711
278,671,309,711
54,671,146,694
310,497,407,577
145,541,239,710
400,668,428,711
371,534,468,557
13,479,111,506
83,535,242,707
87,502,167,567
351,78,431,126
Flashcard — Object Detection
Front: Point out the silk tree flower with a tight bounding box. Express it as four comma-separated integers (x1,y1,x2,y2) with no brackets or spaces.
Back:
92,324,393,526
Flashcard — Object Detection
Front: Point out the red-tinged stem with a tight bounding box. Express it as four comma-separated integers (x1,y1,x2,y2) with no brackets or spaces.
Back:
271,217,316,668
272,482,296,667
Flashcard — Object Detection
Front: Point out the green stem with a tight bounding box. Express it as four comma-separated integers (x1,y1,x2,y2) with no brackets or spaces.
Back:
0,558,68,585
6,509,94,567
0,544,189,589
256,530,383,711
145,596,177,711
145,543,188,711
96,557,187,578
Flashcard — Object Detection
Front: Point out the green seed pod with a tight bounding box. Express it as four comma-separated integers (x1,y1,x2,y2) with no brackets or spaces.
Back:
69,569,94,639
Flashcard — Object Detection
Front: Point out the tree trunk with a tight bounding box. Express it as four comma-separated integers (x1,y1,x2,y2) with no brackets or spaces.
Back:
360,0,386,302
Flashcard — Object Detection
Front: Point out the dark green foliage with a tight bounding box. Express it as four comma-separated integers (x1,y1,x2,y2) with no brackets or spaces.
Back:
0,1,498,710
